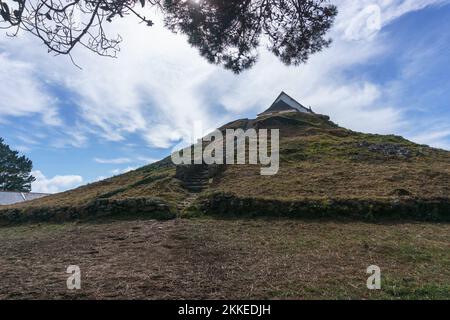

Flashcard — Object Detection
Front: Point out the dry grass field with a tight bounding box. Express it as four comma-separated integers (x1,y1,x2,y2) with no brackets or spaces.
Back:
1,217,449,300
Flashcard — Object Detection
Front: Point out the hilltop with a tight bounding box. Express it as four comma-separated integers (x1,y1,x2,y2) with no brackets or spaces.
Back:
1,111,449,224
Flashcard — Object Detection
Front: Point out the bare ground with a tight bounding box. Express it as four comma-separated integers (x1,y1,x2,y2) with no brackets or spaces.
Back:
0,218,449,299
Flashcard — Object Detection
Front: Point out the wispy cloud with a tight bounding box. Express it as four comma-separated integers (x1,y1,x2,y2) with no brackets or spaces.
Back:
14,145,31,153
94,157,132,164
0,54,61,126
408,129,450,150
0,0,449,157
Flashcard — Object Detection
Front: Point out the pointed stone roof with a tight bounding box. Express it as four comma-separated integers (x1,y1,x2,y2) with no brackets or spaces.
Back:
258,92,312,116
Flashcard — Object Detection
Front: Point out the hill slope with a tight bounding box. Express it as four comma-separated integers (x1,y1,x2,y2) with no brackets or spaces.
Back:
1,112,449,223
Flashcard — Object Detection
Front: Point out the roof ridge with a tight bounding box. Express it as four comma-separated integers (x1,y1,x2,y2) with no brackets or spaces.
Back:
258,91,310,116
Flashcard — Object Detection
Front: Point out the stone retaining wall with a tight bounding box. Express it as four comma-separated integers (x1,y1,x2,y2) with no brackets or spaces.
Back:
0,197,174,226
197,192,450,221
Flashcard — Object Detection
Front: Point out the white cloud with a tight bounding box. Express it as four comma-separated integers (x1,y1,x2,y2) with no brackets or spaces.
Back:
408,129,450,150
94,157,132,164
94,156,157,167
334,0,449,33
0,54,61,126
0,0,449,151
302,82,405,134
1,14,229,148
31,170,83,193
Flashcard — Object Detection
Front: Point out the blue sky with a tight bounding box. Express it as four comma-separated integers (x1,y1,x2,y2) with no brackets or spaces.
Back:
0,0,449,193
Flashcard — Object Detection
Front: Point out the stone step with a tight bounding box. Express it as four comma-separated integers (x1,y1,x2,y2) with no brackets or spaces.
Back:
185,177,208,181
184,184,208,189
177,164,210,193
184,175,208,178
184,178,208,183
185,186,205,192
185,183,206,188
183,180,208,184
184,177,208,181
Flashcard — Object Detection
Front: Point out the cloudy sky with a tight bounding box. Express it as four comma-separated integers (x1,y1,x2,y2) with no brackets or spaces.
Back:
0,0,449,193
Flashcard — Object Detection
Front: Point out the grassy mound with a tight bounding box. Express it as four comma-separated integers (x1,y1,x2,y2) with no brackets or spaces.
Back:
1,112,449,223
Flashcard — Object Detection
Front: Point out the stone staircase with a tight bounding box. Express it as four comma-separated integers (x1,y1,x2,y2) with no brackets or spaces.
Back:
177,194,200,213
176,164,210,213
180,165,209,193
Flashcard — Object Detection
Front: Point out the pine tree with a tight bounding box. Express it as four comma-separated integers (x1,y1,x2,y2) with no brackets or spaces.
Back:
0,138,35,192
